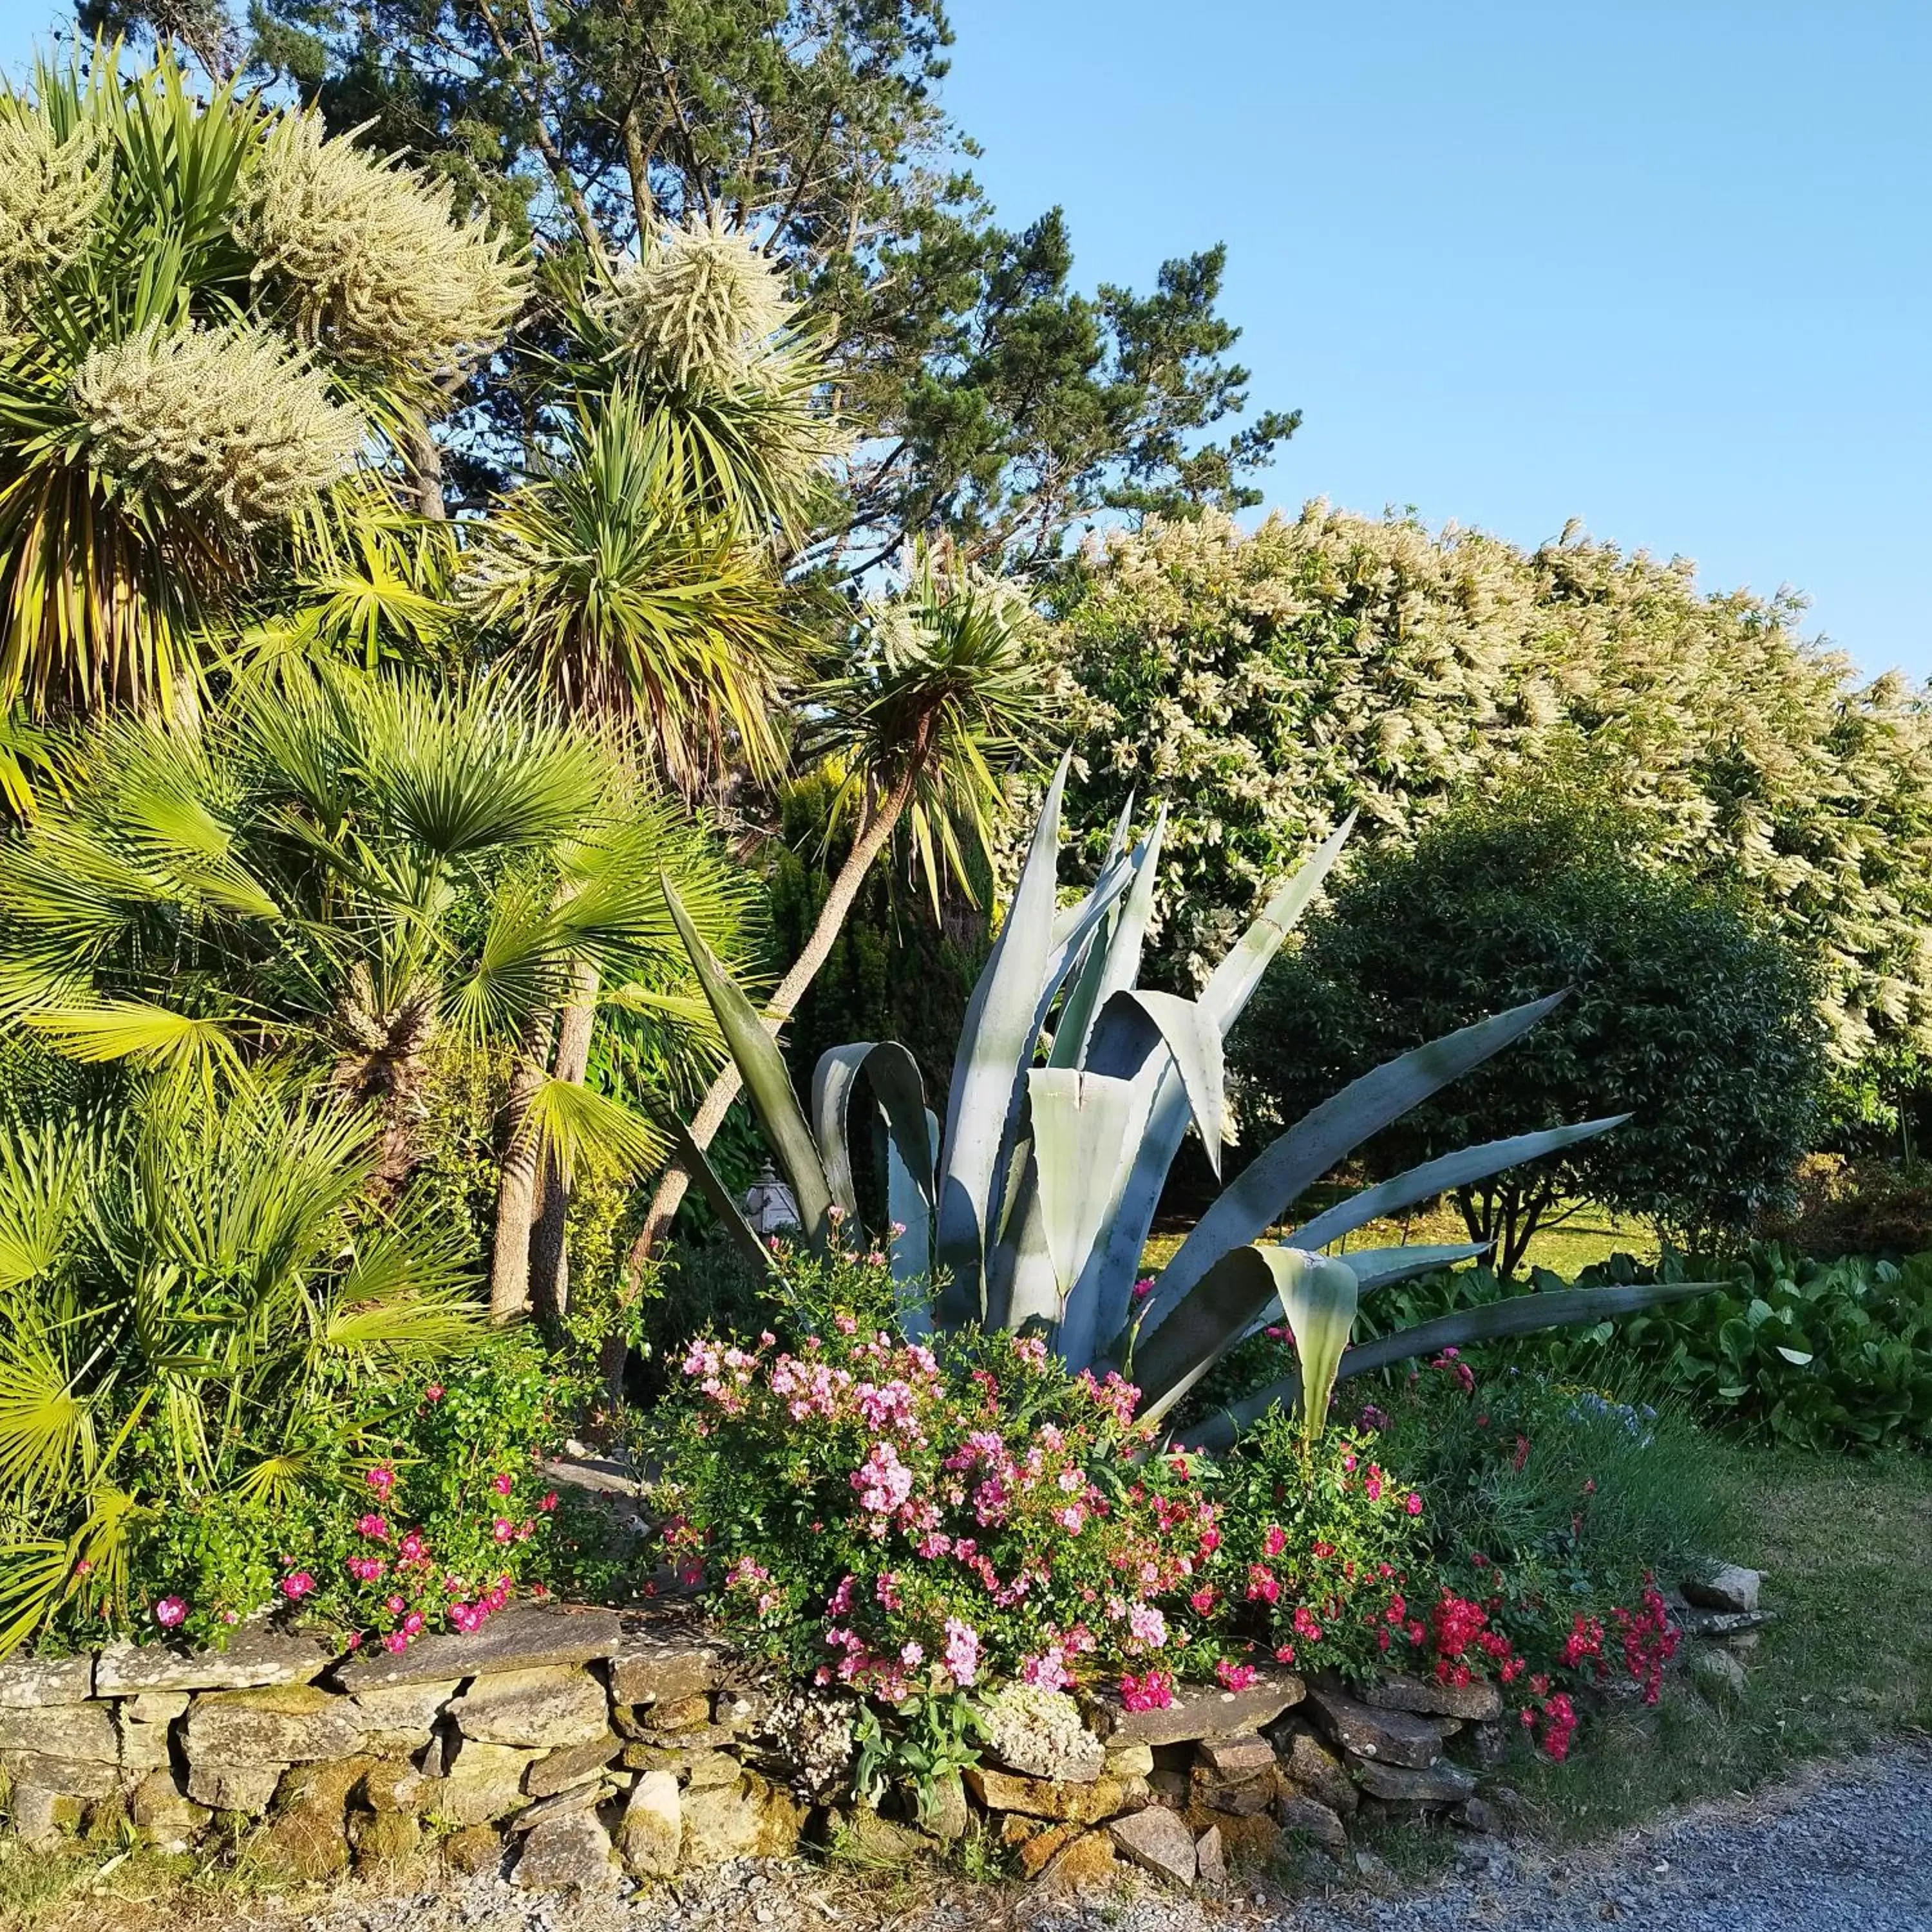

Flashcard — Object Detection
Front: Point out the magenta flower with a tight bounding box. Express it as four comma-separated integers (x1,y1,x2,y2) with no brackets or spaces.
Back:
941,1616,981,1687
365,1464,395,1497
1216,1660,1257,1692
279,1571,316,1601
356,1513,388,1540
1406,1492,1425,1515
153,1596,187,1629
1119,1669,1173,1712
491,1472,515,1497
424,1383,444,1403
383,1631,409,1654
492,1518,515,1542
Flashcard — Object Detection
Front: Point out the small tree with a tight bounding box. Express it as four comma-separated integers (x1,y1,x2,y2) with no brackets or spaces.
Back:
1233,801,1828,1271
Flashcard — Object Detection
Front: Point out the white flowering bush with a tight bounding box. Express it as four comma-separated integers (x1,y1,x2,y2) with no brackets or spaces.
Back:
73,321,365,529
0,104,106,300
1048,506,1932,1067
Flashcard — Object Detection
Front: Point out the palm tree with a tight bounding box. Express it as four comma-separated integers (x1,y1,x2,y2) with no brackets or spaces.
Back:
0,664,756,1323
624,547,1050,1279
0,50,522,714
0,1072,480,1654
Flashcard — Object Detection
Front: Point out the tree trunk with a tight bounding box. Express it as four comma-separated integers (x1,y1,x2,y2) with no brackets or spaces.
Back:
624,752,930,1278
489,1010,557,1323
408,419,448,521
529,967,599,1325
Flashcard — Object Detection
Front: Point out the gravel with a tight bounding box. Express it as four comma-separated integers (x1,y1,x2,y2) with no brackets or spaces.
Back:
68,1741,1930,1932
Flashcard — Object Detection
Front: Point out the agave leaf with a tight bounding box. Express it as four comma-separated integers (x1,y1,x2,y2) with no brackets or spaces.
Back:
662,873,833,1252
1334,1243,1492,1294
1085,987,1226,1176
934,754,1070,1318
1086,817,1357,1357
666,1115,775,1274
1273,1249,1359,1446
1143,994,1570,1336
1193,1279,1724,1451
1050,806,1165,1070
1286,1119,1629,1253
886,1106,941,1309
1022,1069,1138,1319
1135,1245,1327,1426
811,1042,934,1228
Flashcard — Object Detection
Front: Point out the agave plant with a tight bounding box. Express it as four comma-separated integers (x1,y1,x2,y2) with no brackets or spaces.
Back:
662,757,1718,1446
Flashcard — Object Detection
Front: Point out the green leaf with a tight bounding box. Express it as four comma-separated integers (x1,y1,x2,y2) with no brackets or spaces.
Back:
1023,1068,1137,1312
663,871,834,1251
1085,987,1227,1175
1273,1249,1359,1446
521,1075,670,1187
810,1042,933,1231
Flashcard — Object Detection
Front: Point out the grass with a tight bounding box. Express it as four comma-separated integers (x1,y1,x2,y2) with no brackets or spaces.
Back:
1144,1195,1660,1278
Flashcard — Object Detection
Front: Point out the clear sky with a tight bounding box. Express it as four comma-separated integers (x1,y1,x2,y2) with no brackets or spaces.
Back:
944,1,1931,681
1,1,1923,676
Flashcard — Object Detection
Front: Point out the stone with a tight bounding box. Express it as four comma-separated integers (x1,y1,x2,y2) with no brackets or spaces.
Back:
1195,1823,1227,1888
0,1654,94,1707
430,1736,541,1827
1680,1607,1772,1639
713,1688,767,1733
637,1692,712,1732
0,1700,121,1763
1467,1721,1509,1769
1197,1734,1276,1778
1690,1645,1748,1707
448,1665,611,1749
606,1634,721,1707
514,1810,618,1891
184,1683,366,1763
346,1680,460,1754
526,1730,621,1796
1038,1828,1119,1893
1274,1723,1358,1813
1013,1820,1079,1877
256,1758,371,1882
1452,1795,1506,1834
1304,1683,1444,1769
330,1600,623,1691
1,1748,125,1798
1183,1803,1280,1866
1103,1741,1155,1777
362,1759,433,1815
1277,1791,1349,1850
129,1767,209,1850
1682,1564,1761,1614
979,1686,1104,1782
185,1756,285,1815
503,1784,603,1833
123,1690,191,1725
350,1808,421,1870
115,1717,175,1774
9,1785,86,1846
440,1824,506,1875
627,1719,735,1750
1190,1763,1276,1815
838,1806,929,1866
918,1770,969,1844
1362,1672,1502,1722
1087,1667,1304,1748
96,1624,333,1695
616,1768,680,1878
678,1770,804,1865
963,1766,1148,1824
1108,1803,1197,1887
1345,1756,1475,1804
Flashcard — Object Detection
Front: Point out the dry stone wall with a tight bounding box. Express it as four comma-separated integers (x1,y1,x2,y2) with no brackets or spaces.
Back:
0,1586,1767,1894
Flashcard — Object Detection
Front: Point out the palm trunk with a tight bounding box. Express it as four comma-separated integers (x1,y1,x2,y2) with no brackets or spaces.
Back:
489,1010,557,1324
625,752,929,1276
408,419,448,522
529,967,599,1325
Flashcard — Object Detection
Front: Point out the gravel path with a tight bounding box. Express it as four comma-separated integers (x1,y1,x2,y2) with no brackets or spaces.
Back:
33,1742,1927,1932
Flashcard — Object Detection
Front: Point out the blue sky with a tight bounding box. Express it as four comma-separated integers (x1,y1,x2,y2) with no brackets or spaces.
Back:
945,1,1931,681
3,1,1923,676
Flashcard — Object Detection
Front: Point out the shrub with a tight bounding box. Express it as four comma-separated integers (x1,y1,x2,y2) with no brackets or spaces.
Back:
1756,1153,1932,1259
1233,800,1827,1263
1045,505,1932,1086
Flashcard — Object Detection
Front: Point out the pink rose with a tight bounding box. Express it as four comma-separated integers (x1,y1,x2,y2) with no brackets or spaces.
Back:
154,1596,187,1629
279,1571,316,1601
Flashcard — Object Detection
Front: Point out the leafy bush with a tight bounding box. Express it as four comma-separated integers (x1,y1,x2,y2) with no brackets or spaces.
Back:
1757,1153,1932,1260
1356,1249,1932,1455
1045,505,1932,1084
1233,800,1827,1263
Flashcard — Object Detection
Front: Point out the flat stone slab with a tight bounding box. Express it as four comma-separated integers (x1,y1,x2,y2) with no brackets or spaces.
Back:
1362,1672,1502,1722
1305,1683,1444,1769
1682,1564,1761,1614
0,1654,94,1707
184,1683,366,1763
1085,1668,1305,1748
448,1665,611,1750
1345,1754,1476,1804
0,1699,121,1763
331,1601,623,1690
96,1624,334,1694
965,1766,1148,1824
1108,1804,1197,1887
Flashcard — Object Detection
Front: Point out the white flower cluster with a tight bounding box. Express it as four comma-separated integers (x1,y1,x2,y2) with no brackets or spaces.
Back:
234,111,526,379
600,211,795,392
0,106,107,299
1051,505,1932,1063
73,321,365,529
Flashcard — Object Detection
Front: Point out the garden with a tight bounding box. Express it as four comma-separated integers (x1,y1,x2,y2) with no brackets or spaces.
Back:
0,15,1929,1929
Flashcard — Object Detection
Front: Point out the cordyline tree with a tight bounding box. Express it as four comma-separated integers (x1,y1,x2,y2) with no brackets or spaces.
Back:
94,0,1296,565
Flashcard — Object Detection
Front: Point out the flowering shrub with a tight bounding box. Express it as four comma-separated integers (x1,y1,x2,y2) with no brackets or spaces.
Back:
117,1331,600,1654
652,1260,1232,1701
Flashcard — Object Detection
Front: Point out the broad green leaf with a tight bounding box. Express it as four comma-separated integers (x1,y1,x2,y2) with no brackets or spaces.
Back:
811,1042,933,1229
1337,1242,1491,1296
1085,987,1226,1175
1273,1249,1359,1446
666,1116,775,1274
23,1001,239,1074
663,873,834,1251
522,1075,670,1187
1023,1068,1137,1313
1050,806,1165,1070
